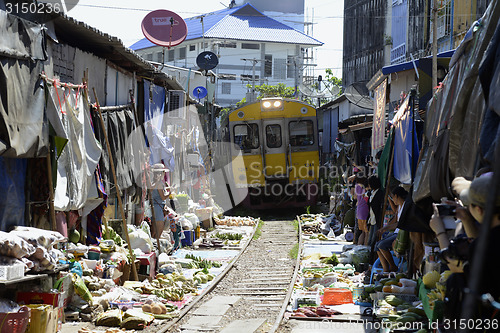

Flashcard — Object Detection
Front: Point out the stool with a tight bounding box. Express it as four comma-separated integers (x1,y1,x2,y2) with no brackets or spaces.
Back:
136,252,156,280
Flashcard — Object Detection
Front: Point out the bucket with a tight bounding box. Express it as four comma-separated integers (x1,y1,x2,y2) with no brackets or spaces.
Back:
181,231,193,247
88,248,100,260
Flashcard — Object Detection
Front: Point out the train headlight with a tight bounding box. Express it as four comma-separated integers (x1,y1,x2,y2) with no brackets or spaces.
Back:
273,100,282,108
262,101,272,108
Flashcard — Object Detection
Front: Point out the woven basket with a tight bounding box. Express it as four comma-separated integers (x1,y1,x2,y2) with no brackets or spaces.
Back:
0,306,30,333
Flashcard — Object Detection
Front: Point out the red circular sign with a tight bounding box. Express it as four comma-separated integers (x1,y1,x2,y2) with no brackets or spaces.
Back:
141,10,188,48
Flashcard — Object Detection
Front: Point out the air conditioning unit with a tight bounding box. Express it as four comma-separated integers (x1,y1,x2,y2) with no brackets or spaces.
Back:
167,90,186,119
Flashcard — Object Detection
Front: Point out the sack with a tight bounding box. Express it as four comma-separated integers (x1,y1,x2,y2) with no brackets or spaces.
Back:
393,230,409,254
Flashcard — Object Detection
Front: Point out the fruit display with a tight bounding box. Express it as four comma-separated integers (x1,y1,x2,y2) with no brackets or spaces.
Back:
292,306,342,317
213,216,258,226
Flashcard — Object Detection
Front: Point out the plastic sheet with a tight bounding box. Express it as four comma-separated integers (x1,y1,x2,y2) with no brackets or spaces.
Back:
0,157,27,231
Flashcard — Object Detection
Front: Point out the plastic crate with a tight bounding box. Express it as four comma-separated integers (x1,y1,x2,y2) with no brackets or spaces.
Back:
0,306,30,333
321,288,353,305
303,276,337,288
294,290,321,309
0,263,24,281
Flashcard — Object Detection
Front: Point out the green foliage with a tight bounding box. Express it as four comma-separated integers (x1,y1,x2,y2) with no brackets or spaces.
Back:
324,69,342,87
291,219,299,231
289,243,299,259
251,83,295,98
253,220,264,240
305,206,311,214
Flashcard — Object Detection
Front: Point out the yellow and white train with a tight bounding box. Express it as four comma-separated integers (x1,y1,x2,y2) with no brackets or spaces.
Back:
224,97,320,208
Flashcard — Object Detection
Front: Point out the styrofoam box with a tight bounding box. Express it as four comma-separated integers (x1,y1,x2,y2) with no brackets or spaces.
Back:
0,263,25,281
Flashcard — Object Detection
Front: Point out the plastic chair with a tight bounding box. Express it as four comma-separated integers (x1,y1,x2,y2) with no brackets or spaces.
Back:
369,251,401,284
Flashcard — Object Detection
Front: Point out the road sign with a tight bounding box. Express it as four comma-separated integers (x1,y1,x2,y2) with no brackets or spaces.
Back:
141,10,187,48
196,51,218,71
193,86,208,99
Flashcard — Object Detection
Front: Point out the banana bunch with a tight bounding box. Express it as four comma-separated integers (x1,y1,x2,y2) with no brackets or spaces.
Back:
153,287,185,301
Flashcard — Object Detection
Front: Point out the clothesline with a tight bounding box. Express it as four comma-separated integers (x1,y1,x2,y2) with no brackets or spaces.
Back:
40,73,86,89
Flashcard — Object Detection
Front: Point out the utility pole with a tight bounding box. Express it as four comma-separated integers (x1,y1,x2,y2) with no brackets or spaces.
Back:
432,2,438,93
241,58,263,102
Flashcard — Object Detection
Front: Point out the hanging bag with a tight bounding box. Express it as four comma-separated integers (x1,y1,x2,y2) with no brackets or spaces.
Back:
393,230,410,254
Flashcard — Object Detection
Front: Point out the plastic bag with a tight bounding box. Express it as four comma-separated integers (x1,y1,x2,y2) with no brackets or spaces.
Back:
10,226,66,248
71,273,93,304
128,226,153,254
0,231,36,259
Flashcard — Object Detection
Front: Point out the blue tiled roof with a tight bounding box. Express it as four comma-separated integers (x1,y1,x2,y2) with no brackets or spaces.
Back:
130,3,322,50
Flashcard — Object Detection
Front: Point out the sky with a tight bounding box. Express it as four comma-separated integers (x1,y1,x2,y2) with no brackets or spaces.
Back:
67,0,344,78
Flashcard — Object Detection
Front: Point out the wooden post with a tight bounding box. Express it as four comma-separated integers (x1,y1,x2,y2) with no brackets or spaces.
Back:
92,87,138,281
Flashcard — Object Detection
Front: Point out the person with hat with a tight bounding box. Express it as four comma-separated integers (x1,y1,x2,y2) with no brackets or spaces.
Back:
150,163,171,239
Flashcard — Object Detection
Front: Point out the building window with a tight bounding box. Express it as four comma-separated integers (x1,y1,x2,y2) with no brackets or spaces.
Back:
287,56,295,79
241,43,260,50
264,54,272,77
240,74,259,81
220,42,237,48
146,53,153,61
157,52,163,63
273,58,286,80
219,73,237,80
189,45,196,51
168,49,174,62
179,47,186,59
222,82,231,94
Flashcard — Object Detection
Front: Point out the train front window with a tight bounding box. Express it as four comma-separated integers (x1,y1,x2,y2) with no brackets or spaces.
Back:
234,124,259,150
266,124,282,148
289,120,314,146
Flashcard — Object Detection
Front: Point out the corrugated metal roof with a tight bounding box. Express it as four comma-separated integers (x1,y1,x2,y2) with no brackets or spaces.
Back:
130,3,322,50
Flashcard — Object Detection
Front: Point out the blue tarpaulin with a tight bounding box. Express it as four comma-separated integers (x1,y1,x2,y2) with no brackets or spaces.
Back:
0,157,27,231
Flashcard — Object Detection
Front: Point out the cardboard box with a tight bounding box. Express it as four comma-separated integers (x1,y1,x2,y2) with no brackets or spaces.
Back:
17,291,63,308
26,304,60,333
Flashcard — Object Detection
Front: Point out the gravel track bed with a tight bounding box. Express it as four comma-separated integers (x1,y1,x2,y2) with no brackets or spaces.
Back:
170,219,298,333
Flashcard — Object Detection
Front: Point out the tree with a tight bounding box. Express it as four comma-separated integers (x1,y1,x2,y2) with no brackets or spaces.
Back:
218,83,296,122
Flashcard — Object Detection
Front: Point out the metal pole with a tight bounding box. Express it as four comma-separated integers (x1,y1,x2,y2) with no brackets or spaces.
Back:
92,88,138,281
432,4,438,93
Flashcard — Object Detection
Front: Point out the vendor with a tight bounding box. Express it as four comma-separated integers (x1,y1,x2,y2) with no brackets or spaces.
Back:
374,186,407,272
150,163,170,239
354,176,369,245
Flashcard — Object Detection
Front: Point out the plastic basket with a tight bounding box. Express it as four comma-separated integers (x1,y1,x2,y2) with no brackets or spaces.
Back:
0,306,30,333
351,286,364,300
321,288,353,305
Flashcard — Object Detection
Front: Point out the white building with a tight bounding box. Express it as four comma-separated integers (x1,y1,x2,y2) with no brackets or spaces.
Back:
130,3,322,107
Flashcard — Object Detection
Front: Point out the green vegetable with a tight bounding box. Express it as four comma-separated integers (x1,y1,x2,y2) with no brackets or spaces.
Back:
321,253,339,266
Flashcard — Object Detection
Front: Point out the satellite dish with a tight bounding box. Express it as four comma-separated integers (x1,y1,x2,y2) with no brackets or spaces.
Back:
193,86,208,99
141,10,187,47
196,51,219,71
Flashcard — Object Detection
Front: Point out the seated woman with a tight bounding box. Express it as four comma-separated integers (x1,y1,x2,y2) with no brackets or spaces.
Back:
374,186,408,272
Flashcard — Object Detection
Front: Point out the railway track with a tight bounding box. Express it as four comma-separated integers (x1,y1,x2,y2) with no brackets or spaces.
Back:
166,218,301,333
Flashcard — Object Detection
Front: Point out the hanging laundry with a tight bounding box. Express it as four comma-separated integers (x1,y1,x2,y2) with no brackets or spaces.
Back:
47,83,102,211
